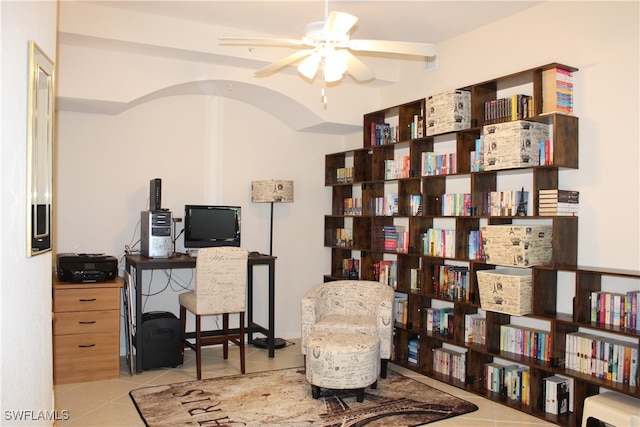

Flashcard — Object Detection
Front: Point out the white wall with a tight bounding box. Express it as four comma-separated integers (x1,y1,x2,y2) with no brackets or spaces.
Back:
1,0,57,424
55,0,639,362
378,1,640,271
57,94,343,342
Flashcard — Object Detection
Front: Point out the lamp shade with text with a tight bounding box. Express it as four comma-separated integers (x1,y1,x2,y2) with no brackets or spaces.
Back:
251,180,294,255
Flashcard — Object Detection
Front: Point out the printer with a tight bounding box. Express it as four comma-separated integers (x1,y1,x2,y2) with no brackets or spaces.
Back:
57,253,118,283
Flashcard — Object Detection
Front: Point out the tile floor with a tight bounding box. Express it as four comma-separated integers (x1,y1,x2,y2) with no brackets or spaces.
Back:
54,338,554,426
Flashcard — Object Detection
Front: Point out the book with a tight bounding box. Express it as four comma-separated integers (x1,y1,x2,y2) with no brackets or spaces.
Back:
538,189,580,202
542,66,574,115
544,375,571,415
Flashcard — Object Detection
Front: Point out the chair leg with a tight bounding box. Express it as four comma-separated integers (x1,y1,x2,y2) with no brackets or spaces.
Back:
381,359,388,379
239,311,245,374
222,313,229,360
179,305,187,364
195,314,202,380
355,388,365,402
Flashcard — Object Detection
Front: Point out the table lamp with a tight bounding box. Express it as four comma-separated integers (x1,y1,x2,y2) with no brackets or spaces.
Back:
251,180,294,256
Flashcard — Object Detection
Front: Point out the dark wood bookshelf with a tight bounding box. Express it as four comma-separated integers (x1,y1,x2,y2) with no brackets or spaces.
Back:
324,64,639,427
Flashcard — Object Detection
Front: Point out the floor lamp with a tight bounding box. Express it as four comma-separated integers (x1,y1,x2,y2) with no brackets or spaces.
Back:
251,180,294,256
250,180,293,351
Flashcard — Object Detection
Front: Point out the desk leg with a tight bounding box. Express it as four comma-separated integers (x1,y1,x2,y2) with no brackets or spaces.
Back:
268,261,275,358
247,263,254,345
135,266,143,374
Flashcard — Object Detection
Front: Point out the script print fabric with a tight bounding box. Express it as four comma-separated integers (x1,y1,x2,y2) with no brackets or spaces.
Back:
301,280,394,359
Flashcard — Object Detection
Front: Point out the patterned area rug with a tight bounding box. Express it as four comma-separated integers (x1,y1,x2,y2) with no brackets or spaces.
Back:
130,368,478,426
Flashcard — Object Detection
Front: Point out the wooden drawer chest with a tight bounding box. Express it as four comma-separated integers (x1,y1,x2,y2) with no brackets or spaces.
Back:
53,277,124,384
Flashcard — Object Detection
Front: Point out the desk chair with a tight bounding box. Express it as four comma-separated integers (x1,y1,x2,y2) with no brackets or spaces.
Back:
179,247,248,379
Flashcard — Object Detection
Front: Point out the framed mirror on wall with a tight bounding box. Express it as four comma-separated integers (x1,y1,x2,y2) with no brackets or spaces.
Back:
27,41,55,256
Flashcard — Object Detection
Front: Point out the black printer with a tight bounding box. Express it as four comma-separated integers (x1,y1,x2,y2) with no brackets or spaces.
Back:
57,253,118,283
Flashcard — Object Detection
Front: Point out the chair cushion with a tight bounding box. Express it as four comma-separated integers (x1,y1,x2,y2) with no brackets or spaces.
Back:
313,315,378,336
179,291,199,314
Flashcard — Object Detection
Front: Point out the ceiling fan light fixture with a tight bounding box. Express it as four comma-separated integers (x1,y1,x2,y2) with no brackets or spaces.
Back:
323,50,348,82
297,53,321,79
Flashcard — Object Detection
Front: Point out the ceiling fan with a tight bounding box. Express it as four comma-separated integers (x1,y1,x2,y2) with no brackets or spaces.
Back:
218,3,436,84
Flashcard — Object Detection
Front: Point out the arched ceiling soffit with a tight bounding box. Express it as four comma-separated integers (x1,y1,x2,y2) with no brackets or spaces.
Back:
57,80,361,135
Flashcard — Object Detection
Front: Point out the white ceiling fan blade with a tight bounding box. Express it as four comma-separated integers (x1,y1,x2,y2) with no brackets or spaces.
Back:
254,50,314,77
219,36,310,48
323,11,358,36
348,39,437,57
342,51,375,81
298,53,321,79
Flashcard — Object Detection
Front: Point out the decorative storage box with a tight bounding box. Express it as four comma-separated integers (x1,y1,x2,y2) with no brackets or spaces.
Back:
426,90,471,136
481,225,552,267
482,120,549,170
477,267,532,316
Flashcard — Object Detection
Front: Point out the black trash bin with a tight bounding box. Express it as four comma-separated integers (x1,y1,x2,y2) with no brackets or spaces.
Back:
141,311,183,370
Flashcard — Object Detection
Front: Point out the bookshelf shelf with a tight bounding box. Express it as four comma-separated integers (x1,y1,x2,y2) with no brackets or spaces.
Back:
324,63,639,426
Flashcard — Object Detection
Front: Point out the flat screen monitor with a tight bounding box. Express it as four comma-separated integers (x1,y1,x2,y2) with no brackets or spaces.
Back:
183,205,241,249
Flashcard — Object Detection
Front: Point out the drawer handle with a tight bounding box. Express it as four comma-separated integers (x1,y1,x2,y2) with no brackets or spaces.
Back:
79,298,97,302
79,321,97,325
78,344,96,348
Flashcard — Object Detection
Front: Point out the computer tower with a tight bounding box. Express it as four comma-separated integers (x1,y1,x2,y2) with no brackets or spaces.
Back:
141,311,183,370
149,178,162,211
141,210,172,258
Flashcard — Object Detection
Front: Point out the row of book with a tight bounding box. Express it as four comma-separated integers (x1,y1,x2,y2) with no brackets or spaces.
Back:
409,268,421,291
384,156,411,180
464,313,486,345
500,324,552,362
483,363,531,405
394,294,409,326
468,230,485,261
410,115,425,139
484,94,534,125
370,122,397,146
441,193,472,216
373,193,398,216
374,260,397,288
408,338,419,365
481,190,529,216
409,194,423,216
423,307,454,336
374,225,408,253
421,151,458,176
339,189,575,217
335,166,354,183
590,290,640,330
565,331,638,385
539,140,554,166
332,228,352,247
433,347,466,382
421,228,456,258
543,375,570,415
433,265,471,302
542,66,573,115
470,137,484,172
538,189,579,216
342,197,362,216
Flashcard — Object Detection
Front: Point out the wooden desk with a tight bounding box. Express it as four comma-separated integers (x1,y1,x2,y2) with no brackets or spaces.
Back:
124,253,277,374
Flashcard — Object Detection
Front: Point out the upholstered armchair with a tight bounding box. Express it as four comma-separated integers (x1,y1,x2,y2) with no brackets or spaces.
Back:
300,280,395,377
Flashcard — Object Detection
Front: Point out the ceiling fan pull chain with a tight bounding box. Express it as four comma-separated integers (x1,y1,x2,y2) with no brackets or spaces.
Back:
321,56,328,107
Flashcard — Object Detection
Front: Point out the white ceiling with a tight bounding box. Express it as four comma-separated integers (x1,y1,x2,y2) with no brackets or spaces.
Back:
61,1,545,133
87,0,543,45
